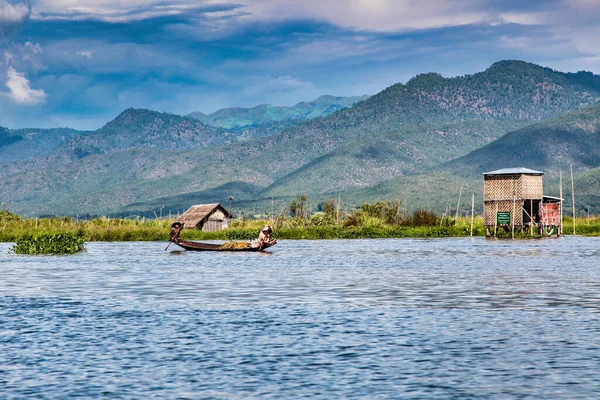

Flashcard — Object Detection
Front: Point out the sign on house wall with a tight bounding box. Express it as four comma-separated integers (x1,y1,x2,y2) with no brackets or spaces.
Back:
497,211,511,225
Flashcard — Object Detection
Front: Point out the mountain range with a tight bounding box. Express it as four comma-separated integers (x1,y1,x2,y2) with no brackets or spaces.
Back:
1,60,599,217
188,95,370,129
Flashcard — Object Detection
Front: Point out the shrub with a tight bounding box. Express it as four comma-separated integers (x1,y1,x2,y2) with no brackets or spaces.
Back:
10,233,85,255
406,209,439,227
343,210,385,228
0,209,21,222
321,198,337,217
359,200,403,224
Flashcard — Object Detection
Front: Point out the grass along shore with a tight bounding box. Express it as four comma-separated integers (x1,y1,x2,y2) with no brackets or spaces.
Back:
1,210,599,242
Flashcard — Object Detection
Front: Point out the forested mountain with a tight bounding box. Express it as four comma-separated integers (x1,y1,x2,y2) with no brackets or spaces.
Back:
65,108,236,158
446,103,600,177
0,127,87,162
0,109,237,179
2,60,600,217
188,95,369,129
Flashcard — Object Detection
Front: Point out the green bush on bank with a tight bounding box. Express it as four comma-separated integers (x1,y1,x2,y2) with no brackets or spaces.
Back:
10,233,85,255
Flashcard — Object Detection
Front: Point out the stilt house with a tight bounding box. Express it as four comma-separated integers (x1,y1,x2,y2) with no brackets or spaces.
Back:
177,203,232,231
483,168,562,237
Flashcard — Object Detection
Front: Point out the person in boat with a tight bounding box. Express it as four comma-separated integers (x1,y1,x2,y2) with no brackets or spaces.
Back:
170,222,184,242
257,224,276,250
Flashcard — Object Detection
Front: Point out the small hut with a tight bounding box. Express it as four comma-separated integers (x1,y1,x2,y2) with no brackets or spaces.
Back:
483,168,562,237
177,203,232,231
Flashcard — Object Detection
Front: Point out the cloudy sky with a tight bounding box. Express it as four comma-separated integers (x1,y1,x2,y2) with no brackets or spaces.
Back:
0,0,599,129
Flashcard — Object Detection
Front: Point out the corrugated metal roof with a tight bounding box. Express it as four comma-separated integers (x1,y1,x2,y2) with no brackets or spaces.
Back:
543,195,563,201
177,203,231,228
482,168,544,176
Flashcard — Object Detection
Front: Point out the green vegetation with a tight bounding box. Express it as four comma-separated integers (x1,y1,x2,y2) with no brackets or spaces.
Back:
10,233,85,255
2,206,600,244
0,209,21,222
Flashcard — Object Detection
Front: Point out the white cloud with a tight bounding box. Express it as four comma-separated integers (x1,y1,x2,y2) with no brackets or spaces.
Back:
76,50,93,59
0,0,30,24
4,67,47,105
32,0,240,22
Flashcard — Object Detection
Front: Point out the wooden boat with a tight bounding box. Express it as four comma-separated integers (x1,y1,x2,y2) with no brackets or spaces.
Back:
167,222,276,252
173,238,276,252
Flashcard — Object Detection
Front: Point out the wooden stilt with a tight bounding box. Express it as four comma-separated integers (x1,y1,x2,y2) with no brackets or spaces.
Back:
512,198,516,239
571,164,576,236
559,171,563,236
530,200,533,237
470,194,475,238
494,202,498,238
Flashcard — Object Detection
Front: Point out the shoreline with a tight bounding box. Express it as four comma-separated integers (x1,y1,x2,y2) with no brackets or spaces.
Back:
1,225,598,243
1,216,598,243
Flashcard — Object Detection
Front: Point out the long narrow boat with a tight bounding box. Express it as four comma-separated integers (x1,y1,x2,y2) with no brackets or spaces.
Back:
167,222,276,252
173,238,276,252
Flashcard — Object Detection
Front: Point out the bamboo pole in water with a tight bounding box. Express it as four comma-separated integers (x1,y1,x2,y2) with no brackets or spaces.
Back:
494,202,498,238
530,199,533,237
559,172,563,236
455,185,464,220
512,199,516,239
470,194,475,237
512,177,516,239
571,164,576,236
337,193,341,224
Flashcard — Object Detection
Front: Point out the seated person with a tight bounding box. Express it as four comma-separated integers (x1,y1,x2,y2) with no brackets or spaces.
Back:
257,224,276,250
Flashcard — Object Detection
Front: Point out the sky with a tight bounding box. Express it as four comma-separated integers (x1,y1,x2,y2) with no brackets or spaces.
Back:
0,0,599,130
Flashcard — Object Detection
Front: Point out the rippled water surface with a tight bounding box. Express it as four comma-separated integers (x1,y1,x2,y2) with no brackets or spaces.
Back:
2,237,600,399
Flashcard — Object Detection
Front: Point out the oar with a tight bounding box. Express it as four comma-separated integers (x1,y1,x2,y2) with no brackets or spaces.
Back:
165,224,184,251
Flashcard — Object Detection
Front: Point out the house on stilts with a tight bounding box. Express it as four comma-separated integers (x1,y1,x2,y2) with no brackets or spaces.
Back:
483,168,563,238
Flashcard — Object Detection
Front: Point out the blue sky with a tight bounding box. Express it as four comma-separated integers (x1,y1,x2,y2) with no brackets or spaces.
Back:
0,0,599,130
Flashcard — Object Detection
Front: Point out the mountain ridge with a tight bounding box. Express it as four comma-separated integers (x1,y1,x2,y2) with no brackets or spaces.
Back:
2,60,600,217
188,94,370,129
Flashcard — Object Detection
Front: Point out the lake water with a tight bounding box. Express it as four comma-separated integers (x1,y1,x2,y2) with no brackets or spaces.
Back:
1,237,600,399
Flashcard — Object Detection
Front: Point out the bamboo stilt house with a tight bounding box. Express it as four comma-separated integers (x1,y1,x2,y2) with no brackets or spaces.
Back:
177,203,232,231
483,168,562,237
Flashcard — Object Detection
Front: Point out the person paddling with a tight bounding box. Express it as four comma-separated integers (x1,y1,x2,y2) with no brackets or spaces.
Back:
257,224,276,251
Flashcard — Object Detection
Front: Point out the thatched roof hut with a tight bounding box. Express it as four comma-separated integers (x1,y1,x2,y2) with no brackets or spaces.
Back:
177,203,232,231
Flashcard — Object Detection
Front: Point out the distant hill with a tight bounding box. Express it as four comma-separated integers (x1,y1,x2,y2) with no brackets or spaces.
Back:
3,60,600,217
188,95,370,129
0,127,87,163
0,109,239,180
445,102,600,177
65,108,236,158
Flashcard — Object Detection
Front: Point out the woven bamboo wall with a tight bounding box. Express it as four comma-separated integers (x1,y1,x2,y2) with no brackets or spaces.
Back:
484,175,520,201
484,200,524,226
484,174,543,201
521,174,543,199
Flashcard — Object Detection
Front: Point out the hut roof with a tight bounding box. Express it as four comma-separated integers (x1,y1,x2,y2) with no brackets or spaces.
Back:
543,195,563,202
177,203,231,227
482,168,544,176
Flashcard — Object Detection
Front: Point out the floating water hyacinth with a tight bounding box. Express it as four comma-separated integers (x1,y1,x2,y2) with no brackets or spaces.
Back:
10,233,85,255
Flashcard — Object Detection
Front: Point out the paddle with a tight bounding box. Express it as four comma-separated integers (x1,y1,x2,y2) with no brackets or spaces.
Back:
165,224,184,251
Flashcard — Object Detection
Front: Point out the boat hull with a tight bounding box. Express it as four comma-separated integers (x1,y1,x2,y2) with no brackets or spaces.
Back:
173,239,275,252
